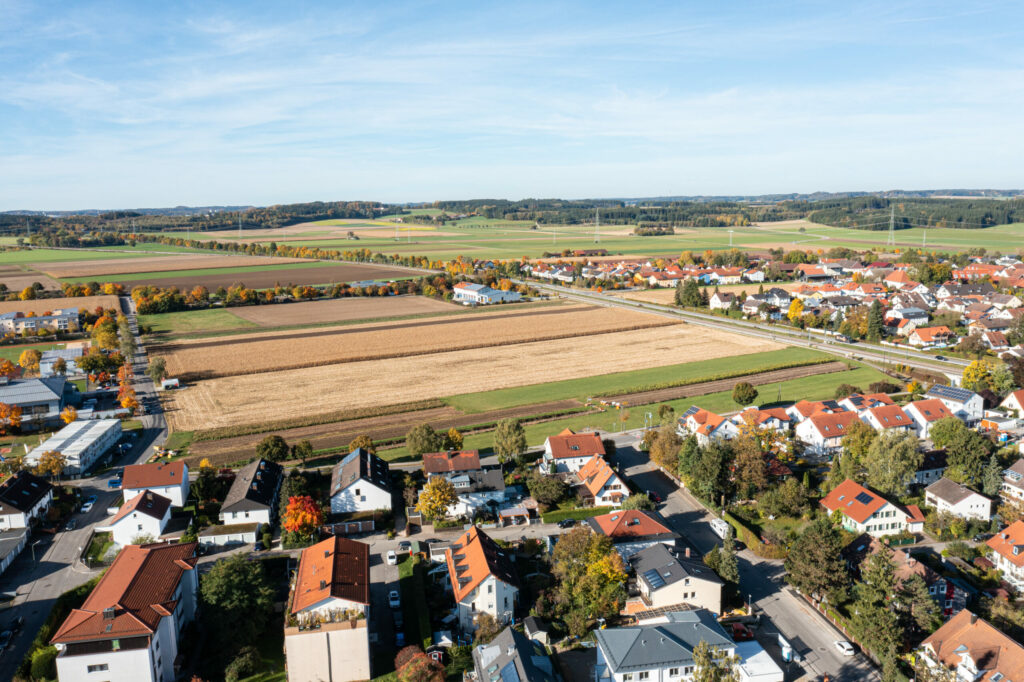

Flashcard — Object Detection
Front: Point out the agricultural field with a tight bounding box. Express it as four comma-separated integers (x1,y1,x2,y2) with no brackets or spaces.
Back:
0,295,119,315
139,308,260,335
228,295,455,326
40,254,308,278
155,304,678,380
161,318,783,432
0,265,60,292
0,248,163,264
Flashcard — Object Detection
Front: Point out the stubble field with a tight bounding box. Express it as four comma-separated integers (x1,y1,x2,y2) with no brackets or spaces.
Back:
0,295,120,314
228,294,456,326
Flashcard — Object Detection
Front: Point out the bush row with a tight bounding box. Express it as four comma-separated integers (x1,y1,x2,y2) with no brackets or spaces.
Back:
540,506,615,524
722,511,788,560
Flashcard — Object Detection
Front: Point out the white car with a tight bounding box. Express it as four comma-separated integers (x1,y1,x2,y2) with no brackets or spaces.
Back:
80,502,94,514
386,550,397,566
834,640,855,656
388,590,401,609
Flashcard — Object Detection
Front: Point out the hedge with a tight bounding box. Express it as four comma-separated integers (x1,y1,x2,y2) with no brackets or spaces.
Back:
722,511,788,560
17,574,103,681
398,556,431,650
541,506,615,524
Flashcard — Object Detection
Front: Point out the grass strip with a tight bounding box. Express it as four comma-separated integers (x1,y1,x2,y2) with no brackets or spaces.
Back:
398,556,432,650
541,506,615,523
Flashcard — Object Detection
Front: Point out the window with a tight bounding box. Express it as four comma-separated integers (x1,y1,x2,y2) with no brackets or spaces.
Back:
622,676,633,681
639,673,650,680
355,488,360,496
87,664,109,673
669,669,679,677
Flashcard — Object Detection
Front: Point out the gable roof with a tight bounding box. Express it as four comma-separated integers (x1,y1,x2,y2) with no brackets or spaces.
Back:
906,398,955,423
630,544,722,592
330,448,390,497
545,429,605,460
0,376,67,405
291,535,370,613
867,404,914,429
473,626,555,682
912,326,953,342
0,470,52,515
51,542,197,644
594,610,732,672
121,461,187,491
921,609,1024,681
110,490,171,525
221,458,283,513
586,509,678,543
422,450,481,475
577,455,619,497
987,520,1024,568
446,526,519,603
805,410,860,438
820,479,891,523
927,384,980,405
926,477,987,507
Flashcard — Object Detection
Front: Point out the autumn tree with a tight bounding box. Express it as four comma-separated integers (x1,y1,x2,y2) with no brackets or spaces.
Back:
52,358,67,376
649,424,682,472
416,476,457,521
732,416,768,497
0,454,25,478
961,359,993,393
395,646,444,682
731,381,758,407
146,357,166,383
473,612,502,644
19,286,35,301
550,526,628,636
787,298,804,324
0,359,17,379
18,349,41,375
348,434,376,454
406,423,442,456
442,427,464,451
493,418,527,465
281,495,324,542
0,403,23,435
256,434,289,462
60,406,77,425
291,439,313,464
35,450,66,480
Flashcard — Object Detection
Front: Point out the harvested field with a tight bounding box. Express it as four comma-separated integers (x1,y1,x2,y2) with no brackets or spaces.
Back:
42,254,308,279
158,305,675,380
163,323,784,431
183,399,587,468
601,361,848,406
0,266,60,292
89,262,416,290
229,295,457,326
0,295,120,315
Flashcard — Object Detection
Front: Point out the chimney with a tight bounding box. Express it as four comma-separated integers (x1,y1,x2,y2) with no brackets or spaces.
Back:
684,547,691,559
970,612,978,624
320,580,327,590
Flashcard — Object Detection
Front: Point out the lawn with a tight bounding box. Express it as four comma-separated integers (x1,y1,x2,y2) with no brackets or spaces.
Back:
0,341,66,362
445,347,829,413
85,531,115,564
398,555,431,650
139,308,258,334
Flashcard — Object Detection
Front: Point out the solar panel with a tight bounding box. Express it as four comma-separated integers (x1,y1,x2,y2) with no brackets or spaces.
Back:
643,569,666,589
855,491,874,505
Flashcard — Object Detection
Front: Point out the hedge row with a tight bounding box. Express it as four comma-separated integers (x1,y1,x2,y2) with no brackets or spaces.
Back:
541,506,615,524
17,574,103,681
722,511,788,560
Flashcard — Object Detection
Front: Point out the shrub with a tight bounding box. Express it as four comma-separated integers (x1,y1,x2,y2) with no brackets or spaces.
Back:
833,383,862,399
224,646,261,682
30,646,58,681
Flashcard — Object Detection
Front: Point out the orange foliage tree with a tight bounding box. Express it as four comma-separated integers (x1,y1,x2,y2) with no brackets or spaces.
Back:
282,495,324,542
60,406,78,424
0,360,18,379
0,403,23,435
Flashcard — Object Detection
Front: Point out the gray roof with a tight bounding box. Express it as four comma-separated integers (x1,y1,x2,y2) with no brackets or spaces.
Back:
0,528,27,561
330,448,390,497
926,477,986,505
0,377,66,405
472,626,555,682
221,458,283,513
926,385,979,404
40,348,84,362
630,544,722,592
451,469,505,495
595,610,733,673
0,471,52,515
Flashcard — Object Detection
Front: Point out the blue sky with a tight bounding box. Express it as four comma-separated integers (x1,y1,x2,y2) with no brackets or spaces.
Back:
2,1,1023,209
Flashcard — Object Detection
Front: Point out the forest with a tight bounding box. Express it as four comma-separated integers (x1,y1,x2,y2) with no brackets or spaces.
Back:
805,196,1024,230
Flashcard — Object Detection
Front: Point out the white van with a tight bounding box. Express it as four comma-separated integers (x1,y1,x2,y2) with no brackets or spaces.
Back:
710,518,731,539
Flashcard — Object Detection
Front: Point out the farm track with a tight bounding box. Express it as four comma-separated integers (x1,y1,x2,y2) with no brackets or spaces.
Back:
597,361,849,406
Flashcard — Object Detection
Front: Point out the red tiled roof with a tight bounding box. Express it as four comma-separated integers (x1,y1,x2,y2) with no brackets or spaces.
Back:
51,543,197,644
820,479,888,523
988,520,1024,568
587,509,677,541
577,455,617,497
422,450,481,475
291,536,370,614
806,410,860,438
110,490,171,525
907,399,954,423
446,526,518,603
546,429,605,460
868,404,913,429
121,461,186,490
912,326,953,342
906,505,925,524
921,609,1024,681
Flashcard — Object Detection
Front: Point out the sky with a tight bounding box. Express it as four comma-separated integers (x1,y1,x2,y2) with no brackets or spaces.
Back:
2,0,1023,210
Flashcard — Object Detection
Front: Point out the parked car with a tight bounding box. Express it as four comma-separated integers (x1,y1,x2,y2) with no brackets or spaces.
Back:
10,616,24,633
649,491,663,503
79,502,94,514
65,520,77,531
835,640,855,656
730,623,754,641
388,590,401,609
557,519,576,529
392,609,404,629
386,550,397,566
395,631,406,648
398,540,411,553
107,478,122,489
0,630,11,650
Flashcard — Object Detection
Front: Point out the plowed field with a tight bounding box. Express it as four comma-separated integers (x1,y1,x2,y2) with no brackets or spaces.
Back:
229,295,457,326
0,295,120,315
98,262,414,290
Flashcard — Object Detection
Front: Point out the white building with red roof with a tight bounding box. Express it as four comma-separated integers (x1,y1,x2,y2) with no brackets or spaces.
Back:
904,399,956,438
678,406,739,446
820,479,924,537
1000,389,1024,418
585,509,680,559
576,455,629,508
794,410,860,455
541,428,605,473
908,326,954,347
987,520,1024,592
861,404,915,434
98,490,172,547
446,526,519,632
121,461,189,508
918,609,1024,681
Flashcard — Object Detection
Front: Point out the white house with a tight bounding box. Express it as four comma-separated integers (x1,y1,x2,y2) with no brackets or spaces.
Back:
99,490,172,547
629,544,723,615
51,542,198,682
926,385,984,425
678,406,739,446
290,535,370,620
541,428,605,473
820,479,925,538
1001,459,1024,504
586,509,680,560
924,478,992,522
794,410,860,456
121,460,189,508
1001,389,1024,418
576,455,630,508
444,470,507,517
904,399,956,439
0,471,53,531
329,448,392,513
861,404,916,434
987,521,1024,592
26,419,122,477
453,282,522,305
219,458,283,527
918,610,1024,682
446,526,519,632
708,292,735,311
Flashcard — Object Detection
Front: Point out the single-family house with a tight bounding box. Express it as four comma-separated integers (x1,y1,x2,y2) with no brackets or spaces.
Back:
1000,458,1024,504
122,460,189,507
837,393,894,414
0,471,53,531
586,509,679,560
980,331,1011,351
446,526,519,632
629,544,723,615
576,455,629,508
905,399,956,438
908,326,954,347
988,520,1024,592
708,292,735,311
469,626,555,682
329,448,392,513
423,450,482,477
220,458,283,527
1000,389,1024,418
444,469,507,517
861,404,916,433
50,542,198,682
820,479,925,537
915,450,948,487
794,411,861,456
541,429,605,473
926,385,984,425
731,407,791,433
785,399,844,423
925,478,992,522
99,490,172,547
918,609,1024,682
678,406,739,446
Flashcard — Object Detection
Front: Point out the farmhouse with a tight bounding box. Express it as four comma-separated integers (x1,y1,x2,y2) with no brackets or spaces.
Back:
628,543,723,615
918,609,1024,682
926,385,984,424
446,526,519,632
924,478,992,522
821,479,925,537
329,448,391,513
50,542,198,682
794,410,860,455
586,509,679,560
541,428,605,473
121,460,189,507
0,471,53,531
904,399,955,438
220,458,283,527
98,490,172,547
575,455,630,508
26,418,122,478
453,282,522,305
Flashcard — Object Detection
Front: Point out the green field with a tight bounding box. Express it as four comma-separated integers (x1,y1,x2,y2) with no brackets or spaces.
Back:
0,342,66,362
138,308,258,334
445,346,830,413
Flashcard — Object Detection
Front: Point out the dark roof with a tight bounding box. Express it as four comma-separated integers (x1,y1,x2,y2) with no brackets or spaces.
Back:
595,610,732,672
0,471,53,515
449,469,505,494
927,385,979,404
919,449,948,472
926,477,986,505
630,544,722,591
523,616,548,637
472,626,555,682
330,448,390,497
221,459,283,513
110,490,171,525
0,376,67,405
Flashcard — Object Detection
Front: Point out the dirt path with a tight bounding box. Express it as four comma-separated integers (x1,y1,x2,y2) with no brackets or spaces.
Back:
600,361,849,406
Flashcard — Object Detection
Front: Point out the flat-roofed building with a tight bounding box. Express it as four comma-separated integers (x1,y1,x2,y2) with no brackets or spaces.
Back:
26,419,121,477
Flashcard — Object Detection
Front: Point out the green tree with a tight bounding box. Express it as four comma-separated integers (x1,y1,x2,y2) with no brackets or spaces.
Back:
255,434,289,462
692,640,739,682
731,381,758,406
493,418,527,465
864,430,923,495
621,492,656,510
867,299,885,340
550,526,628,630
291,439,314,464
945,427,993,485
678,279,702,307
406,423,442,456
989,363,1015,397
200,554,275,662
677,435,701,480
146,357,166,383
851,550,902,680
896,573,942,636
526,472,567,506
657,403,675,424
929,417,967,449
689,441,733,504
784,518,849,602
650,424,682,472
982,454,1003,496
717,530,739,583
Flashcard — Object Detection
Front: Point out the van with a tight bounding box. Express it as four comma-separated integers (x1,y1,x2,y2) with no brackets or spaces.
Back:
710,518,731,539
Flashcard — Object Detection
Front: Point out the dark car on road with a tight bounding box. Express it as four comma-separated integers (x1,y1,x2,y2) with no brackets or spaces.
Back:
557,519,576,529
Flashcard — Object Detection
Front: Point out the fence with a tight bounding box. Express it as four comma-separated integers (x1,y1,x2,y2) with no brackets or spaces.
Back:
321,520,374,536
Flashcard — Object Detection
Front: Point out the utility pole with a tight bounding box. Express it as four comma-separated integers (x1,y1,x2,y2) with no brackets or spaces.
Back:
729,230,734,248
886,205,895,248
238,213,242,238
594,208,600,244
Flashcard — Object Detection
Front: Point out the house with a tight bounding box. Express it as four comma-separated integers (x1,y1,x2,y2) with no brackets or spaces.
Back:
794,410,860,456
329,448,391,513
219,458,283,527
469,626,555,682
980,331,1010,351
0,471,53,531
453,282,522,305
917,609,1024,682
925,478,992,521
837,392,894,414
915,450,949,486
905,399,956,438
423,449,482,476
541,428,605,473
285,536,372,682
0,376,74,427
764,288,792,307
39,347,84,377
987,520,1024,592
98,490,172,547
820,479,925,537
443,470,507,517
595,610,735,682
1000,459,1024,503
121,460,189,507
445,526,519,632
785,399,845,422
678,406,739,446
50,542,198,682
586,509,679,559
576,455,630,507
26,419,122,478
708,292,735,310
909,326,954,347
0,528,27,576
629,543,723,615
926,385,985,425
731,407,791,433
1000,389,1024,418
861,404,915,433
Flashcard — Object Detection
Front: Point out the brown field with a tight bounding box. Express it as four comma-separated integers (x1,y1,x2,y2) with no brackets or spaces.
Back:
0,266,61,292
106,262,416,290
157,305,676,380
41,254,309,279
610,281,804,305
163,323,784,431
0,295,120,315
229,294,457,326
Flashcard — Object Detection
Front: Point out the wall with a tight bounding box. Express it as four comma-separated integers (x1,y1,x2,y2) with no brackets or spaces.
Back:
284,621,370,682
330,482,391,514
56,645,154,682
